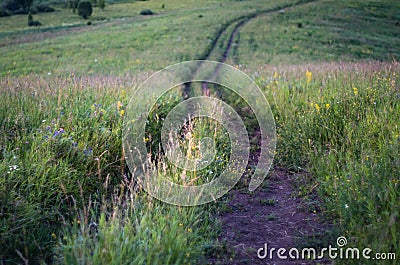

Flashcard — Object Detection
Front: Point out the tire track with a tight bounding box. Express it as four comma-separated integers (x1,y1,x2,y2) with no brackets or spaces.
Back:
183,0,320,97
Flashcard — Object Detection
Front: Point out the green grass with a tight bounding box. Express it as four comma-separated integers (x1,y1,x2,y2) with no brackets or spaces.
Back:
254,61,399,263
0,0,399,264
227,0,400,66
0,0,296,76
0,75,226,263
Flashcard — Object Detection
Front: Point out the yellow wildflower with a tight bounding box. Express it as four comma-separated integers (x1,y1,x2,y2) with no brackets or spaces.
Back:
306,70,312,83
273,72,279,79
325,103,331,109
315,103,320,112
117,101,123,110
187,228,192,233
51,233,56,240
119,110,125,117
353,86,358,96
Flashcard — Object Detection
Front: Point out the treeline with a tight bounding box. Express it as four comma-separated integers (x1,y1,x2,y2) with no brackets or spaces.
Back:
0,0,55,17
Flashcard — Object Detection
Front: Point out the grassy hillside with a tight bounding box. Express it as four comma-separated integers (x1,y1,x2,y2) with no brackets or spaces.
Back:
227,0,400,65
0,0,399,264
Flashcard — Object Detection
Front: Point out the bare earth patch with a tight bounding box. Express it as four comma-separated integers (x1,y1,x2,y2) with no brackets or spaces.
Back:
212,168,333,265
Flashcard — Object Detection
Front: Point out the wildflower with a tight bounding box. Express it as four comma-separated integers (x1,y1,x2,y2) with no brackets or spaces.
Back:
143,137,149,142
117,101,123,110
187,228,192,233
353,86,358,96
119,110,125,117
273,72,279,79
344,204,349,209
179,223,183,227
83,147,93,156
9,165,19,171
52,128,64,138
306,70,312,83
325,103,331,109
315,103,321,112
51,233,56,240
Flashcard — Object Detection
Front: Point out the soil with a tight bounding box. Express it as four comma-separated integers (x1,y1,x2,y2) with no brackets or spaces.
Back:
212,168,333,265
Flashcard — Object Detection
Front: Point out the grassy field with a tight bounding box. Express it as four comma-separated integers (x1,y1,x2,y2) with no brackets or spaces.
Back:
0,0,399,264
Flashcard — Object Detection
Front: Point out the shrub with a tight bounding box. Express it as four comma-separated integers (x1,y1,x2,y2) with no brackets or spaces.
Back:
78,0,92,19
0,7,10,17
5,0,32,13
140,9,154,15
0,0,54,16
34,3,55,13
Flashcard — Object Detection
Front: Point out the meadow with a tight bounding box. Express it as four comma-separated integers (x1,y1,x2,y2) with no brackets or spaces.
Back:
0,0,399,264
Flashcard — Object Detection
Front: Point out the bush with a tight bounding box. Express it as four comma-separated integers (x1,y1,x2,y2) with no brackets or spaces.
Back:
140,9,154,15
34,3,55,13
78,1,92,19
0,7,10,17
0,0,54,16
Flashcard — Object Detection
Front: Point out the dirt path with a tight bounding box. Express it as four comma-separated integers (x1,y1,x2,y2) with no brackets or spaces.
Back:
198,0,335,264
212,168,332,264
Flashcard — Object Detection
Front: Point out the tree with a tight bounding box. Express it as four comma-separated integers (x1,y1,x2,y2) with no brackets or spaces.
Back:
77,1,92,19
98,0,105,10
17,0,32,13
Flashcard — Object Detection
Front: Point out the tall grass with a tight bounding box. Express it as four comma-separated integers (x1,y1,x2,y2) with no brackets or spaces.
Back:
0,75,223,264
255,61,399,263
